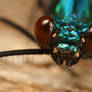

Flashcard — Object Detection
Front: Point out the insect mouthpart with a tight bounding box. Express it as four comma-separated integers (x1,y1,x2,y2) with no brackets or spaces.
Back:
52,43,80,66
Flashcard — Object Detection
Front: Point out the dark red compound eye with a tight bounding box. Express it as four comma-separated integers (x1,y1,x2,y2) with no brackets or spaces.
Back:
86,24,92,54
34,15,53,48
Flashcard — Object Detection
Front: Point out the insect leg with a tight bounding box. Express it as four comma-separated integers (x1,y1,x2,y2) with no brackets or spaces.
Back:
0,49,50,57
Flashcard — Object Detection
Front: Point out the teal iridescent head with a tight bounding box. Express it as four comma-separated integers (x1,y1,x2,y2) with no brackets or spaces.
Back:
34,15,92,66
49,16,91,66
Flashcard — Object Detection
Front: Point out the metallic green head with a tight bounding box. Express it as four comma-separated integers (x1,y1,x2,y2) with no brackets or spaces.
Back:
50,16,90,66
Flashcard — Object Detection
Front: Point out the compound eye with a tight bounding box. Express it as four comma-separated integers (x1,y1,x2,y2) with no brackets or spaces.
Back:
86,24,92,54
34,16,53,48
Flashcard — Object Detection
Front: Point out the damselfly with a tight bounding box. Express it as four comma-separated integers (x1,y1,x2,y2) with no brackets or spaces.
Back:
0,0,92,66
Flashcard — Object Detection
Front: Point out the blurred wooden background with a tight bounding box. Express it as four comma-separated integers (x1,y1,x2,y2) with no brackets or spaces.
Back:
0,0,92,92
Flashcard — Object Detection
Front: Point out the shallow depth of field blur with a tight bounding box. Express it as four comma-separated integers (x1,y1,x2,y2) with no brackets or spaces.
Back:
0,0,92,92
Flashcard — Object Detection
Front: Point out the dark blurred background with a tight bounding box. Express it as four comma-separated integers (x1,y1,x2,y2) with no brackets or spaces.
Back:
0,0,92,92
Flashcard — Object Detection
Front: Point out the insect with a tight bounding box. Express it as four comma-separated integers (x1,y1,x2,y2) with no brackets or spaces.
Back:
0,0,92,66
